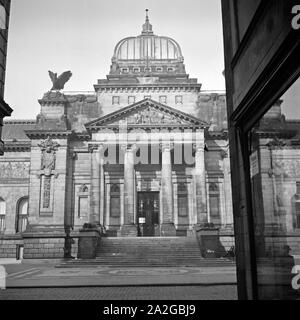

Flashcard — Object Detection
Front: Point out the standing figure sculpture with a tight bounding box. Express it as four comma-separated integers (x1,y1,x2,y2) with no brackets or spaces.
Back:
38,136,60,176
48,70,72,91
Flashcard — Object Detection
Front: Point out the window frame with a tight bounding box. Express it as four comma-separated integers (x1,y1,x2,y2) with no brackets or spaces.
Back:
15,197,29,233
112,96,120,105
175,95,183,104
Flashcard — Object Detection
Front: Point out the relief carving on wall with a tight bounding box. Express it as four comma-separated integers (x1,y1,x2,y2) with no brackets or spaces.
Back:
0,162,30,179
43,177,51,209
273,159,300,178
38,136,60,210
38,136,60,177
118,107,184,125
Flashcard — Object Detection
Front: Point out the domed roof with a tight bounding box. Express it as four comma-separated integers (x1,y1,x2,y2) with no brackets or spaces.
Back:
112,11,184,62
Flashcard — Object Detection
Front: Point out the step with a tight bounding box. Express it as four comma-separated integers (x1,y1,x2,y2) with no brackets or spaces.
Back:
57,236,233,268
57,258,235,268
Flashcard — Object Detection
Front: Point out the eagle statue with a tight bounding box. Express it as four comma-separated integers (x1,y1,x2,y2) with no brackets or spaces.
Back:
48,70,72,91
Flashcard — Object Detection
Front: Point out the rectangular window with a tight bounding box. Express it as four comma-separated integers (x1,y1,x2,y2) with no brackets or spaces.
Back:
175,95,183,104
133,67,140,73
295,202,300,229
209,196,220,218
297,214,300,229
110,197,120,218
156,67,163,72
296,202,300,215
112,96,120,105
296,182,300,195
110,184,120,218
177,183,188,217
0,5,6,30
78,196,88,218
209,183,221,225
0,215,5,233
178,195,188,217
159,96,167,104
128,96,135,104
121,68,129,73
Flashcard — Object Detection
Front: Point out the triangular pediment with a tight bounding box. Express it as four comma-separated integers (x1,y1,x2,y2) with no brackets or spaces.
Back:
85,98,208,131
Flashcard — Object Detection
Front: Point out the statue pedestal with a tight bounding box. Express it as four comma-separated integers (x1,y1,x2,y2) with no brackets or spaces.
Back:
160,223,176,237
77,228,101,259
195,225,220,258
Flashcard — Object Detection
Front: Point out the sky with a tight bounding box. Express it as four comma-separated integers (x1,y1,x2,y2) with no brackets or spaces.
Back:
4,0,226,119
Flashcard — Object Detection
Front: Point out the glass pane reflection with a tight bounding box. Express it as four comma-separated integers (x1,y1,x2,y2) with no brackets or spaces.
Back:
249,77,300,300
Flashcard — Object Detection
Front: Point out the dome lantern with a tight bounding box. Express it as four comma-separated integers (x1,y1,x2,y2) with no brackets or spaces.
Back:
141,9,153,35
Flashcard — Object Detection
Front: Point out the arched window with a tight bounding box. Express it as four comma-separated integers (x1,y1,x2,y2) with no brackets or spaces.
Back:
16,197,28,233
0,197,6,233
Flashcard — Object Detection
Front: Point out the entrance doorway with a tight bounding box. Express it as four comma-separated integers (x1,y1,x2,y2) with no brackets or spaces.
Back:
137,192,159,236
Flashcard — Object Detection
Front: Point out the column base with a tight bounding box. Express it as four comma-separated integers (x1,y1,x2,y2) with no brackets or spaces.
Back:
160,223,176,237
120,224,138,237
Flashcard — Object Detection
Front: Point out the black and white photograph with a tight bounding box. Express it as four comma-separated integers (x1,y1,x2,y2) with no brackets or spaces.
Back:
0,0,300,307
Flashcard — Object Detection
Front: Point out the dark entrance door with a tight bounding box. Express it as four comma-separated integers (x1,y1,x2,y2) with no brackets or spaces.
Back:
137,192,159,236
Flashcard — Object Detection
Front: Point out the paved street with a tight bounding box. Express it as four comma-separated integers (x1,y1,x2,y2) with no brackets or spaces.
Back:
0,260,237,300
0,285,237,300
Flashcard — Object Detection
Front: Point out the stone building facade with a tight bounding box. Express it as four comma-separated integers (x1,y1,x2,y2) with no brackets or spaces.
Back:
0,0,12,155
0,15,234,259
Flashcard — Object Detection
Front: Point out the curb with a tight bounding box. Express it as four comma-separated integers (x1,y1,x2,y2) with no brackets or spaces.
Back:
5,282,237,289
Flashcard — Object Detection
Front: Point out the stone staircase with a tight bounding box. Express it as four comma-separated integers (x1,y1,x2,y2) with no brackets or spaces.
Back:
58,236,235,268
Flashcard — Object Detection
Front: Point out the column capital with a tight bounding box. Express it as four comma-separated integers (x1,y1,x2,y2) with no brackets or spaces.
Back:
88,143,107,153
88,144,98,153
159,142,174,152
121,143,137,153
192,142,207,152
98,143,105,151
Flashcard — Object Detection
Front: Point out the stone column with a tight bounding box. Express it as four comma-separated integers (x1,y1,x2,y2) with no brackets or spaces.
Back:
222,150,233,228
98,145,105,226
160,143,176,236
194,142,208,226
120,144,138,236
89,145,100,224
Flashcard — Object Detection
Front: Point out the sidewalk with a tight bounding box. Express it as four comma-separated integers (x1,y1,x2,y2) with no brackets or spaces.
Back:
2,260,237,288
0,258,22,265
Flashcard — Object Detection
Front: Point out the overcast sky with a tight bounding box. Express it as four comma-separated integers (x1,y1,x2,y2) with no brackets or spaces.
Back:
4,0,225,119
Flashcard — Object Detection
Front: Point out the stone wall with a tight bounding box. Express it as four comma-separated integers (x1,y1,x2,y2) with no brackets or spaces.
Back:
97,89,199,117
197,94,227,130
0,237,23,258
0,151,30,234
23,237,65,259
